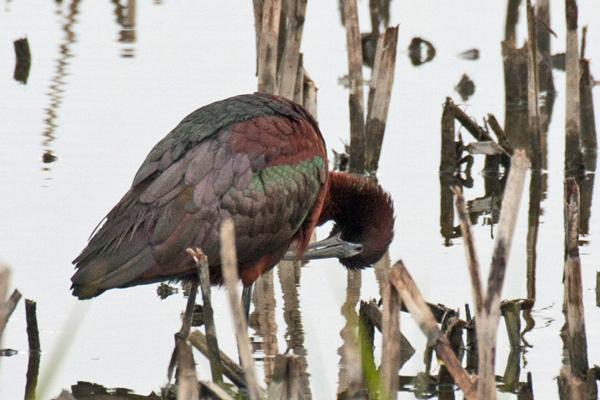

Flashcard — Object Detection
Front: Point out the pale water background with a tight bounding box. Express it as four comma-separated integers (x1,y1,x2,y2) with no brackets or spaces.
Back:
1,1,600,399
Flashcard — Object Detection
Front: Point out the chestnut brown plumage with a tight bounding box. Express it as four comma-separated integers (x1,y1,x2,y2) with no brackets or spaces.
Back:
72,93,394,299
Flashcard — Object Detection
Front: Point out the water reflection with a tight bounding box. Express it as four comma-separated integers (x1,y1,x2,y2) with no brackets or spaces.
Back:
336,269,364,398
523,171,545,340
456,48,479,61
338,0,392,69
407,37,436,67
42,0,81,179
248,270,278,385
56,381,161,399
13,38,31,84
111,0,137,58
454,74,475,102
277,260,312,399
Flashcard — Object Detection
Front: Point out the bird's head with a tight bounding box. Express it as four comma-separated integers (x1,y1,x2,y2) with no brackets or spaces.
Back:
318,172,395,269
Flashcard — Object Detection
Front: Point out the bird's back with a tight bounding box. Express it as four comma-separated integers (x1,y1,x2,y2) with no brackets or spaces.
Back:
72,93,328,299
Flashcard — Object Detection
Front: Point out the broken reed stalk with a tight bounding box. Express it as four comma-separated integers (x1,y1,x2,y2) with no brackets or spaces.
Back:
563,178,590,377
24,299,41,400
388,261,476,400
500,300,522,349
252,0,264,74
293,53,304,104
487,113,514,155
440,98,457,173
565,0,583,173
364,25,399,173
526,0,543,171
256,0,282,93
220,218,261,400
0,266,9,308
476,150,528,400
189,330,248,390
450,99,493,142
343,0,366,173
302,69,317,119
25,300,40,353
505,0,520,45
452,187,484,313
175,277,199,400
188,249,224,384
277,0,308,100
0,266,21,340
380,277,401,399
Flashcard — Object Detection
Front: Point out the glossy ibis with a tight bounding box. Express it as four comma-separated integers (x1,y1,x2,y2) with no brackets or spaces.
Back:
72,93,394,299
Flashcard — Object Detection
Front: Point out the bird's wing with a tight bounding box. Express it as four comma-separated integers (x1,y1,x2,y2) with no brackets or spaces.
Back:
72,93,327,298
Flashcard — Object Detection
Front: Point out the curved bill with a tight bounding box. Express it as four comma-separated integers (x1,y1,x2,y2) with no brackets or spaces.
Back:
282,233,363,261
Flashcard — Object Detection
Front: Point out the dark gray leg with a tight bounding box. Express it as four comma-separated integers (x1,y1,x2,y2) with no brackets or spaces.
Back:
242,284,253,322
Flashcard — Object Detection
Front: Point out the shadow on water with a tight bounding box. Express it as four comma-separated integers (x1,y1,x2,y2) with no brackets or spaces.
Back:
41,0,81,180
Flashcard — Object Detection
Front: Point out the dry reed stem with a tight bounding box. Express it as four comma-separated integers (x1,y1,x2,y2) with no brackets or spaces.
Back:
302,69,317,119
449,99,493,142
477,150,528,400
189,330,249,390
0,266,8,306
176,277,199,400
375,252,401,399
388,261,476,400
343,0,366,173
564,178,590,377
487,113,514,155
0,286,21,340
257,0,282,94
565,0,582,172
0,265,21,340
220,218,261,400
526,0,543,170
440,98,456,173
293,53,304,104
380,278,400,400
187,248,224,384
277,0,308,100
253,0,264,74
452,186,484,313
365,25,399,173
25,299,41,400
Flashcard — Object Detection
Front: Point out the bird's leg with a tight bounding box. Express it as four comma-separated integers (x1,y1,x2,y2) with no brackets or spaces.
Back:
282,232,364,261
242,284,253,323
